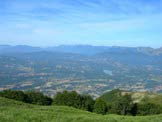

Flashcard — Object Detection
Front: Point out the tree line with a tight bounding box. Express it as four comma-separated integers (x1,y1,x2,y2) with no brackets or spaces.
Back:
0,90,52,105
0,89,162,116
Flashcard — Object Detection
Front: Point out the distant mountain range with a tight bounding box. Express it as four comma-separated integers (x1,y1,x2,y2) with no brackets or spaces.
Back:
0,45,162,56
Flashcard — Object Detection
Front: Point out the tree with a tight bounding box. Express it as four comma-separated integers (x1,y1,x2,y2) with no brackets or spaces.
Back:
25,91,52,105
93,98,107,115
80,95,94,112
0,90,28,102
137,103,161,115
53,91,81,108
110,95,133,115
131,103,138,116
53,91,95,112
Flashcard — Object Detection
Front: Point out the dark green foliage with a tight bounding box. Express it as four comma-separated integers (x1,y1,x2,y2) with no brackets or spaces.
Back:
1,89,162,116
25,91,53,105
131,103,138,116
80,95,95,112
99,89,122,103
109,95,133,115
2,97,162,122
93,98,107,115
99,90,135,115
0,90,28,103
53,91,94,112
0,90,52,105
53,91,80,107
137,103,161,115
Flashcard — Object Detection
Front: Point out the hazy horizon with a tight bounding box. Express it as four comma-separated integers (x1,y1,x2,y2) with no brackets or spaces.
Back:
0,0,162,47
1,44,162,49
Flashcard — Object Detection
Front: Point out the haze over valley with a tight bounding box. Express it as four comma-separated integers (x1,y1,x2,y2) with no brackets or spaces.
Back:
1,1,162,121
1,45,162,98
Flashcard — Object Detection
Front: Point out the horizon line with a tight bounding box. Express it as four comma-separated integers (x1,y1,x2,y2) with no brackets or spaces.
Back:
0,44,161,49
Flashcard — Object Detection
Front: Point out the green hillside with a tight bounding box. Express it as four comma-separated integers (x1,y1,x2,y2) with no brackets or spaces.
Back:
0,97,162,122
99,89,162,104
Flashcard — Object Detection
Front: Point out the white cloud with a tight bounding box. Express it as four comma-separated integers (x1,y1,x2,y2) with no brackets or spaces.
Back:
32,28,61,36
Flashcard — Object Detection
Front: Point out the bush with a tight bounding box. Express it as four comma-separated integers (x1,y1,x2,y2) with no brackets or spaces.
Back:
130,103,138,116
1,89,162,116
137,103,161,115
80,95,95,112
0,90,52,105
93,98,107,115
25,91,53,105
53,91,94,112
0,90,28,103
110,95,133,115
53,91,80,107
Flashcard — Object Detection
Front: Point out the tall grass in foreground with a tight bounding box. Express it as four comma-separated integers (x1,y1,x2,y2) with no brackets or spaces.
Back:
0,97,162,122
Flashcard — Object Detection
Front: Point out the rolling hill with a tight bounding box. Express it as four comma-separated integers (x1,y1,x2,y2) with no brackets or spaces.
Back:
0,96,162,122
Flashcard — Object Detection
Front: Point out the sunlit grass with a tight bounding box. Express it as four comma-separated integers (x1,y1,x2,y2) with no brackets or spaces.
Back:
0,97,162,122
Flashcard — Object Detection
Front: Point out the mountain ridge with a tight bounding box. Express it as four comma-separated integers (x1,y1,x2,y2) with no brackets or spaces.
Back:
0,45,162,56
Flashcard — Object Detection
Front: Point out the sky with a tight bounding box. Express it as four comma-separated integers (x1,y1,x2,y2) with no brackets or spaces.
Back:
0,0,162,47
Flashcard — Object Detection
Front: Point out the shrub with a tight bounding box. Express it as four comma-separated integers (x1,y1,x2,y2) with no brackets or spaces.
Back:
53,91,81,108
53,91,95,112
0,90,52,105
110,95,133,115
80,95,95,112
0,90,28,102
93,98,107,115
137,103,161,115
25,91,53,105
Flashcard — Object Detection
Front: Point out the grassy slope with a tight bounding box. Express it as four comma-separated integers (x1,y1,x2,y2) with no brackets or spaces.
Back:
0,97,162,122
100,89,162,104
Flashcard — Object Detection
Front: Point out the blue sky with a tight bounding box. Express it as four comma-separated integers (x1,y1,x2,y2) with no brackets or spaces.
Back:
0,0,162,47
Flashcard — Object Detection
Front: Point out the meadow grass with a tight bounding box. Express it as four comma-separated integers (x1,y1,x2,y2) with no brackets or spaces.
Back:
0,97,162,122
